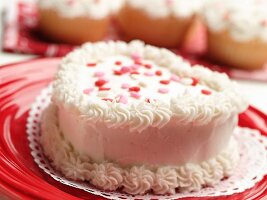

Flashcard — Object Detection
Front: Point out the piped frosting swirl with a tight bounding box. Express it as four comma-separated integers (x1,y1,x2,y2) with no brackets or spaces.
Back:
41,103,240,195
53,40,247,133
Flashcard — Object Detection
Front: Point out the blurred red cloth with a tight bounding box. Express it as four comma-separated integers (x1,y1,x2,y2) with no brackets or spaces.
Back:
3,1,267,81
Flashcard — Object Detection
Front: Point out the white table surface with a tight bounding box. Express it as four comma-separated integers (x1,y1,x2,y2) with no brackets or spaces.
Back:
0,1,266,114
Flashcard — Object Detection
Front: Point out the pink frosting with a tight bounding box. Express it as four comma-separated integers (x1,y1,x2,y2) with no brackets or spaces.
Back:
58,107,237,166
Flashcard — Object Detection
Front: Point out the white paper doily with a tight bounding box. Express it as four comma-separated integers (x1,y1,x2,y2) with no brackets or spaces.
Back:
26,85,267,200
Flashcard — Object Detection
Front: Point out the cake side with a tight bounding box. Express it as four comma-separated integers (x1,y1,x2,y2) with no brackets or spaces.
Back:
58,105,238,166
41,103,239,195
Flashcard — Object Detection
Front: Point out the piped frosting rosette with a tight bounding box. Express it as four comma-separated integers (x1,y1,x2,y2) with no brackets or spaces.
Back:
52,40,247,130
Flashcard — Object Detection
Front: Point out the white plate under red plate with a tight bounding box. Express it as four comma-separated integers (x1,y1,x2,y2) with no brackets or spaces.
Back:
0,58,267,200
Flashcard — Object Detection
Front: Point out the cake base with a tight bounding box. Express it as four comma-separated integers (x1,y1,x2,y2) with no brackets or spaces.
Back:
39,9,109,45
41,103,239,195
207,30,267,70
117,5,193,48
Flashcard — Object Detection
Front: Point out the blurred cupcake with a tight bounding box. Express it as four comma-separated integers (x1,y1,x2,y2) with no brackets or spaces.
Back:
117,0,204,48
38,0,123,45
202,0,267,69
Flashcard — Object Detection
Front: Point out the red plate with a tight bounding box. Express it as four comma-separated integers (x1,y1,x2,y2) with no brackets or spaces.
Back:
0,58,267,200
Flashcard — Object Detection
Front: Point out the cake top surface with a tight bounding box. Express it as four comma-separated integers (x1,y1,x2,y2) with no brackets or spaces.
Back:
201,0,267,42
126,0,205,18
71,55,212,105
53,41,247,133
38,0,124,19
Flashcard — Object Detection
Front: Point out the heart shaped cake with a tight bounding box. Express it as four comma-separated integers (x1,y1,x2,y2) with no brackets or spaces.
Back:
41,40,248,195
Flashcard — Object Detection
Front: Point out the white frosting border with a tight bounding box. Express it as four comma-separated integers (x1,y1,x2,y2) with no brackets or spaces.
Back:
41,103,240,195
38,0,124,19
52,40,248,133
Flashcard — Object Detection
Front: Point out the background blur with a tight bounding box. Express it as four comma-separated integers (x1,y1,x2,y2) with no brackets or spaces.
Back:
0,0,266,114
